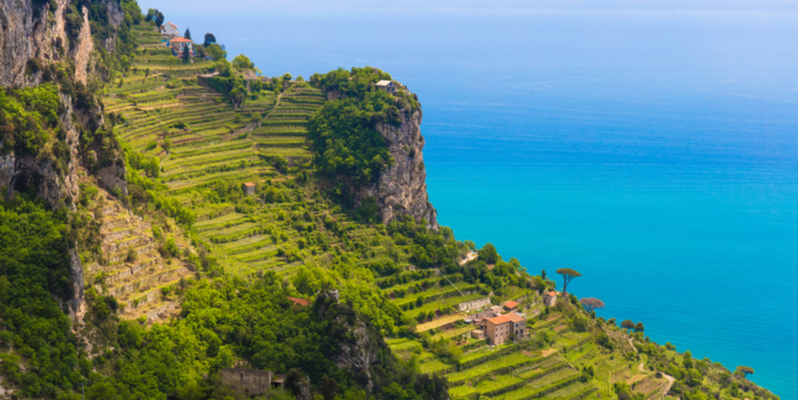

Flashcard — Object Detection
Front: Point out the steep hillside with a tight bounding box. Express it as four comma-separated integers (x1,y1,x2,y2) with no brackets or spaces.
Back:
0,2,782,400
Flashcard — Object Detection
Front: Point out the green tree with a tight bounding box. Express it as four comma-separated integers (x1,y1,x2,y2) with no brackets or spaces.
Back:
621,319,635,332
556,268,581,296
232,54,254,69
478,243,500,264
184,28,192,40
205,43,227,61
736,366,754,378
204,32,217,46
634,321,644,333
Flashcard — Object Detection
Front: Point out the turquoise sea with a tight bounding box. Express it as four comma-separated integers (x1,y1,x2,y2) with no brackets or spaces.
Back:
142,1,798,398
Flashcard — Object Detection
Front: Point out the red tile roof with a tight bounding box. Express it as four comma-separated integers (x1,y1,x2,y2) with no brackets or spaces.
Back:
487,313,524,326
504,301,519,309
287,296,309,306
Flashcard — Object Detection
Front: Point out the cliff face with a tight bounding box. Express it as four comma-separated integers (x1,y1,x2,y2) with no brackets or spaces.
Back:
358,108,438,229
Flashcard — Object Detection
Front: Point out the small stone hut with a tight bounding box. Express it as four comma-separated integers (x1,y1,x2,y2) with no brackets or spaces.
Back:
242,182,256,195
220,368,285,396
543,291,558,307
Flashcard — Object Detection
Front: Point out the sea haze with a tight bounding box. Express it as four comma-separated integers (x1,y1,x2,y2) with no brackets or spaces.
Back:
139,1,798,398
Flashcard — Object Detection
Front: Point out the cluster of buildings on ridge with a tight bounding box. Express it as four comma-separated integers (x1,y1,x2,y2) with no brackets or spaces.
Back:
158,21,199,59
463,290,559,345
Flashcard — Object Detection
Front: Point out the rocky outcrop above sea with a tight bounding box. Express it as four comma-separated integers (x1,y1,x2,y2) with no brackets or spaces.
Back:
358,107,439,229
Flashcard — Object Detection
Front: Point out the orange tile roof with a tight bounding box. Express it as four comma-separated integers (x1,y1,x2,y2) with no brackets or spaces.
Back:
504,301,519,309
243,182,256,187
287,296,309,306
169,37,192,43
544,291,558,297
487,313,524,326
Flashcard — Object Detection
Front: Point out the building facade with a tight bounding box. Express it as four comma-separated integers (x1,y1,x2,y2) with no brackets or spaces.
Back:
375,80,396,93
543,291,558,307
458,296,491,312
160,22,178,38
486,313,528,345
220,368,285,396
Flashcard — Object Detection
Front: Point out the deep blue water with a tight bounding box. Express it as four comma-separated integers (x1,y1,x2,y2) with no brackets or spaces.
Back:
141,2,798,398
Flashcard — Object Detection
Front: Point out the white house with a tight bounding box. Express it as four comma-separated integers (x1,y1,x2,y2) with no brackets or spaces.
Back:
160,21,178,38
375,80,396,93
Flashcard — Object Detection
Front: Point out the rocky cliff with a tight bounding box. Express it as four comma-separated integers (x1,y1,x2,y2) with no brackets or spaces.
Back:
358,108,438,229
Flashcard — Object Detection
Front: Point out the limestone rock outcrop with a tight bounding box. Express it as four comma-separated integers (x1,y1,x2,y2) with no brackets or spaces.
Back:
358,108,438,229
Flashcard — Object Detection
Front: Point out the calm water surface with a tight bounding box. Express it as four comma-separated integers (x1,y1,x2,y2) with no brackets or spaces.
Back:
140,2,798,398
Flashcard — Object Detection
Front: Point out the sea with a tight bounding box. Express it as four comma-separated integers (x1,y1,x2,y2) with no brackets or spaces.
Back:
139,1,798,398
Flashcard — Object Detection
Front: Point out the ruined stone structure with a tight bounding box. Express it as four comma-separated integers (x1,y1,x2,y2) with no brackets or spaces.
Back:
220,368,285,396
458,296,491,312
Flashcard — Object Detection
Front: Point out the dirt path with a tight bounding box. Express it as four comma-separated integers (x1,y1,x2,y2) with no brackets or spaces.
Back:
223,91,285,141
459,251,478,266
633,342,676,400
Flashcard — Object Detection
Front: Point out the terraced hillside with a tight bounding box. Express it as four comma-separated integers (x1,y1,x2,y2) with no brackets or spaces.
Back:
99,25,418,309
382,278,676,400
90,24,777,400
82,189,194,322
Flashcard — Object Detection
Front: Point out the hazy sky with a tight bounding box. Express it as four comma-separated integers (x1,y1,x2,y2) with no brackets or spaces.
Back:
139,0,797,17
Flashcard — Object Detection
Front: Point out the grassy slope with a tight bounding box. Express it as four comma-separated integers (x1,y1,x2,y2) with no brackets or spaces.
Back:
98,25,776,400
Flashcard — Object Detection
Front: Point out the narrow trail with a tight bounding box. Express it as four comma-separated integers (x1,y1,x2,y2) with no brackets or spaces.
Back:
630,337,676,400
160,150,170,168
224,90,285,141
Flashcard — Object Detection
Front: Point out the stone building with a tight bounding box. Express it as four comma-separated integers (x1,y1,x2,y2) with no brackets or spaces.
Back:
375,80,396,93
457,296,491,312
220,368,285,396
485,313,528,345
543,291,558,307
242,182,256,195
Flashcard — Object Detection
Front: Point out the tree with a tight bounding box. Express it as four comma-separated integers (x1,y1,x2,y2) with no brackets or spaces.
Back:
204,33,217,47
736,366,754,378
541,269,546,280
184,28,192,40
232,54,254,70
154,11,164,27
145,8,156,22
556,268,581,296
182,44,190,62
621,319,635,332
634,321,644,333
478,243,499,264
205,43,227,61
579,297,605,313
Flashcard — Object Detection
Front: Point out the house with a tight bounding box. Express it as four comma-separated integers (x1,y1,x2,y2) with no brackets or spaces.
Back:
543,291,558,307
485,313,528,345
220,368,285,396
160,21,178,38
287,296,309,307
375,80,396,93
488,305,503,315
471,330,486,340
168,37,194,57
457,296,491,312
503,301,519,311
242,182,256,195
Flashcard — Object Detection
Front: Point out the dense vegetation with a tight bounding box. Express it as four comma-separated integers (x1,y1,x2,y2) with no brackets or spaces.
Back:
307,68,418,205
0,3,782,400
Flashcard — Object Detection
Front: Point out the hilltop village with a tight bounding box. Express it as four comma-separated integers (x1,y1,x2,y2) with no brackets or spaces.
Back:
0,2,778,400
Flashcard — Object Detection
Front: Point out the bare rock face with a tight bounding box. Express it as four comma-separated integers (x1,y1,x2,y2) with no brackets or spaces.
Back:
0,0,66,88
358,108,438,229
